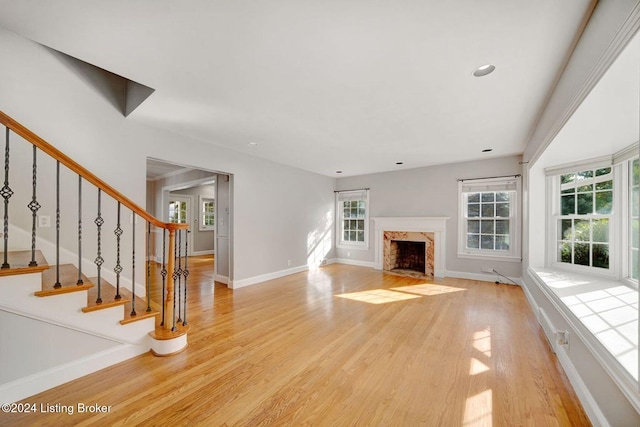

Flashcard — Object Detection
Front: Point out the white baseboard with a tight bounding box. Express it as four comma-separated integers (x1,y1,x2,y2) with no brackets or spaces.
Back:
335,258,376,268
230,265,309,289
445,269,522,285
215,274,229,285
0,344,148,403
191,250,214,256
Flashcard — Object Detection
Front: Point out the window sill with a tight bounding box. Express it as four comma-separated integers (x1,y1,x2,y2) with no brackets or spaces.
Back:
336,243,369,251
529,266,638,384
457,252,521,263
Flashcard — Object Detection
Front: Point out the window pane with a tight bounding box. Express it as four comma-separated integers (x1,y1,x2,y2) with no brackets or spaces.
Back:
481,235,494,250
495,203,509,217
467,220,480,233
595,180,612,190
495,235,510,250
633,187,639,217
343,231,349,241
593,244,609,269
343,220,349,231
468,193,480,203
560,219,572,240
633,159,640,185
481,203,495,218
349,231,357,241
356,220,364,230
495,219,509,235
574,219,590,241
358,207,365,217
561,195,575,215
592,219,609,243
632,218,639,248
351,208,358,217
577,184,593,193
561,187,575,194
577,170,593,180
467,234,480,249
576,193,593,215
632,249,639,280
481,220,494,234
596,167,612,177
481,193,494,202
574,243,590,265
561,174,575,184
357,231,364,242
350,220,357,230
559,242,572,263
358,200,365,210
468,203,480,217
344,207,350,218
595,191,612,214
496,192,509,202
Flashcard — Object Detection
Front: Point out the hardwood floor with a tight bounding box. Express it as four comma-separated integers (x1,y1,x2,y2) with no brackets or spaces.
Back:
3,260,590,426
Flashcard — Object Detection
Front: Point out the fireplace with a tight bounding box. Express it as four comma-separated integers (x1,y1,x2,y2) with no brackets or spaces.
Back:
390,240,426,274
372,217,449,278
383,231,434,277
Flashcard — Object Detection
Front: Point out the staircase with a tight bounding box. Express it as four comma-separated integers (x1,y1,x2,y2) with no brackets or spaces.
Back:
0,111,191,403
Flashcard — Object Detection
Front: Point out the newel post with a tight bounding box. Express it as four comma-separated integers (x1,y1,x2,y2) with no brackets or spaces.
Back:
165,228,176,330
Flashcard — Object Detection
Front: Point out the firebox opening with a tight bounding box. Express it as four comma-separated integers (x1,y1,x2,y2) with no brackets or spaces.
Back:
391,240,426,274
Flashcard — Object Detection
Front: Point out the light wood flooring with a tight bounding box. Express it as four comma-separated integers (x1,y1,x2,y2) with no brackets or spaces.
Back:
2,258,590,426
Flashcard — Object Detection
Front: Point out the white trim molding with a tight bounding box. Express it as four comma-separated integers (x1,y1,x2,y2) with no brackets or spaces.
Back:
372,217,449,277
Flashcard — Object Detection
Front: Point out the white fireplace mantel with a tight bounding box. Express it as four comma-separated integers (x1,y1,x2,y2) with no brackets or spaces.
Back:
372,217,449,277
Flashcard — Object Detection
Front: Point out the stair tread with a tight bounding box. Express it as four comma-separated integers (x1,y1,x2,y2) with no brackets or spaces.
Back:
149,322,191,340
121,294,159,324
0,250,49,277
82,277,131,313
35,264,93,296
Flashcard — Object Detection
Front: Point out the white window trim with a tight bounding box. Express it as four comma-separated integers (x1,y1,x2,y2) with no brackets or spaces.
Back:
457,176,522,262
335,189,370,250
199,195,215,231
543,153,640,290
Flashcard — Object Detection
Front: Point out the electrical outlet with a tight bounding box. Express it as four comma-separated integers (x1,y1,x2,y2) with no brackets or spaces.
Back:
481,267,493,273
347,251,351,257
287,259,291,267
38,215,51,228
556,330,570,346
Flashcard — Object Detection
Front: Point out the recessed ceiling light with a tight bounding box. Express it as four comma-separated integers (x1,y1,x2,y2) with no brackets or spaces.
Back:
482,148,493,153
473,64,496,77
336,170,343,174
396,162,404,165
248,142,258,147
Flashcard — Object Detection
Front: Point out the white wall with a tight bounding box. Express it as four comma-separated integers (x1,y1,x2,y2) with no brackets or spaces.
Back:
335,155,523,279
0,27,336,285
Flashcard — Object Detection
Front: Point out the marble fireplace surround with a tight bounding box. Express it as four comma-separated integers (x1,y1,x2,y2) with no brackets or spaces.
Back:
372,217,449,278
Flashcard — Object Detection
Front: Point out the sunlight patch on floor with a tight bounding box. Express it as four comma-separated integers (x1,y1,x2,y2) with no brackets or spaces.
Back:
335,289,421,304
469,357,490,375
391,283,466,296
463,389,492,426
473,328,492,358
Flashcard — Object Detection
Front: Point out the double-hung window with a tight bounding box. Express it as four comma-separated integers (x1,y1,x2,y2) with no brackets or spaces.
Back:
200,197,215,231
457,176,521,261
555,167,613,271
336,189,369,249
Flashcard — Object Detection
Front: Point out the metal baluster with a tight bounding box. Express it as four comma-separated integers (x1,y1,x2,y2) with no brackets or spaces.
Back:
54,161,61,288
94,188,104,302
27,145,40,266
131,212,137,316
77,176,83,285
160,229,167,326
1,128,12,269
176,229,182,323
171,232,178,332
146,222,151,312
183,230,189,326
114,202,123,300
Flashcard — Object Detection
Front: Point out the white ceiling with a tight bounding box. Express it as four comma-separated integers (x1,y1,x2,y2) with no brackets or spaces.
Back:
0,0,597,177
536,31,640,170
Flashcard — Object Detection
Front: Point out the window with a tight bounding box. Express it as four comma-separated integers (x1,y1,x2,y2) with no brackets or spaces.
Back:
200,197,215,231
630,158,639,280
336,189,369,249
168,199,188,224
556,167,613,270
458,176,521,261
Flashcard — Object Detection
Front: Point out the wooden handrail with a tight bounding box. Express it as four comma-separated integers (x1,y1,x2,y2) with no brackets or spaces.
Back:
0,111,187,232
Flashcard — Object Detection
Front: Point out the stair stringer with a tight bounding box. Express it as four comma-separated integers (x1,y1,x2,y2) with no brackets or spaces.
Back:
0,272,156,402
